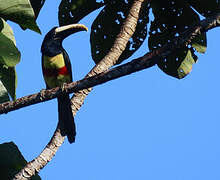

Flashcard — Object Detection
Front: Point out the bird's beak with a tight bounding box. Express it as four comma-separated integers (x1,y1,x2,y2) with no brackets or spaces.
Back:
55,24,88,39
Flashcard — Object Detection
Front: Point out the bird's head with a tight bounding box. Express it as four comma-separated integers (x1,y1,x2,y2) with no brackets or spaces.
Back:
41,24,88,56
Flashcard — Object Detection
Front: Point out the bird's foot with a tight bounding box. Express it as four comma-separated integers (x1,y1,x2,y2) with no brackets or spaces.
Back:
61,83,68,94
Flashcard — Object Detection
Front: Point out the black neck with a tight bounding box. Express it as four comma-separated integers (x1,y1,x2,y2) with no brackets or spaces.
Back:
41,39,63,57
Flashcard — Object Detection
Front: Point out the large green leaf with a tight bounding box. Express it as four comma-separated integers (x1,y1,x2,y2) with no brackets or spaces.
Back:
59,0,109,26
0,0,41,33
0,18,19,101
0,18,20,67
90,0,150,65
0,142,41,180
188,0,220,17
0,65,17,100
149,0,207,79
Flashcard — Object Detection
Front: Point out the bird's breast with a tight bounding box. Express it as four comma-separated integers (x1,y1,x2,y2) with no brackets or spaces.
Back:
43,54,65,69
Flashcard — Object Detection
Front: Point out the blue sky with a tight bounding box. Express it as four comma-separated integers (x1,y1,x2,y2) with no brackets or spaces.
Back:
1,1,220,180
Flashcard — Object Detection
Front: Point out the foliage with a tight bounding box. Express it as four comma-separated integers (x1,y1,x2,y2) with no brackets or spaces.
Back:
149,0,219,79
149,0,207,78
0,0,45,102
59,0,108,25
90,0,149,64
59,0,219,78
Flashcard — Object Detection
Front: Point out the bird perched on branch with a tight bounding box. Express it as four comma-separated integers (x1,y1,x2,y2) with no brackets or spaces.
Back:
41,24,88,143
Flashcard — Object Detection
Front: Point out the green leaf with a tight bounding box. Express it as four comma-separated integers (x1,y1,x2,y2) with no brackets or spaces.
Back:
177,50,196,79
0,18,21,67
149,0,207,79
0,18,20,101
59,0,108,26
0,0,41,33
0,80,10,103
90,0,150,64
188,0,220,17
0,142,41,180
0,65,17,100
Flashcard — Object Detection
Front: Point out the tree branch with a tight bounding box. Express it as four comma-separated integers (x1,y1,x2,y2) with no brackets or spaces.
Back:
4,12,220,117
11,0,148,180
0,53,156,115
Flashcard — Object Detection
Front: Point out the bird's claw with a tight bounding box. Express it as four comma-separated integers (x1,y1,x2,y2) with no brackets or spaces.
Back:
61,83,68,93
39,89,46,100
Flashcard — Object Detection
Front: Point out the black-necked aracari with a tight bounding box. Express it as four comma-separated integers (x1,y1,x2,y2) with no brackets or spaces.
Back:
41,24,88,143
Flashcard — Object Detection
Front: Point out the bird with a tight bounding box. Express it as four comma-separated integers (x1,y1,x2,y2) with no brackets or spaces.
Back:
41,24,88,143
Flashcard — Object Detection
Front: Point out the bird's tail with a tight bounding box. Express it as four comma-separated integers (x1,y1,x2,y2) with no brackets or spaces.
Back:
57,95,76,143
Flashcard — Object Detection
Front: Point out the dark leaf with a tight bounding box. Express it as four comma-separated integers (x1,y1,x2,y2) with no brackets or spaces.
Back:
0,142,41,180
149,0,207,79
188,0,220,17
91,0,150,64
59,0,109,26
30,0,46,19
192,33,207,53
